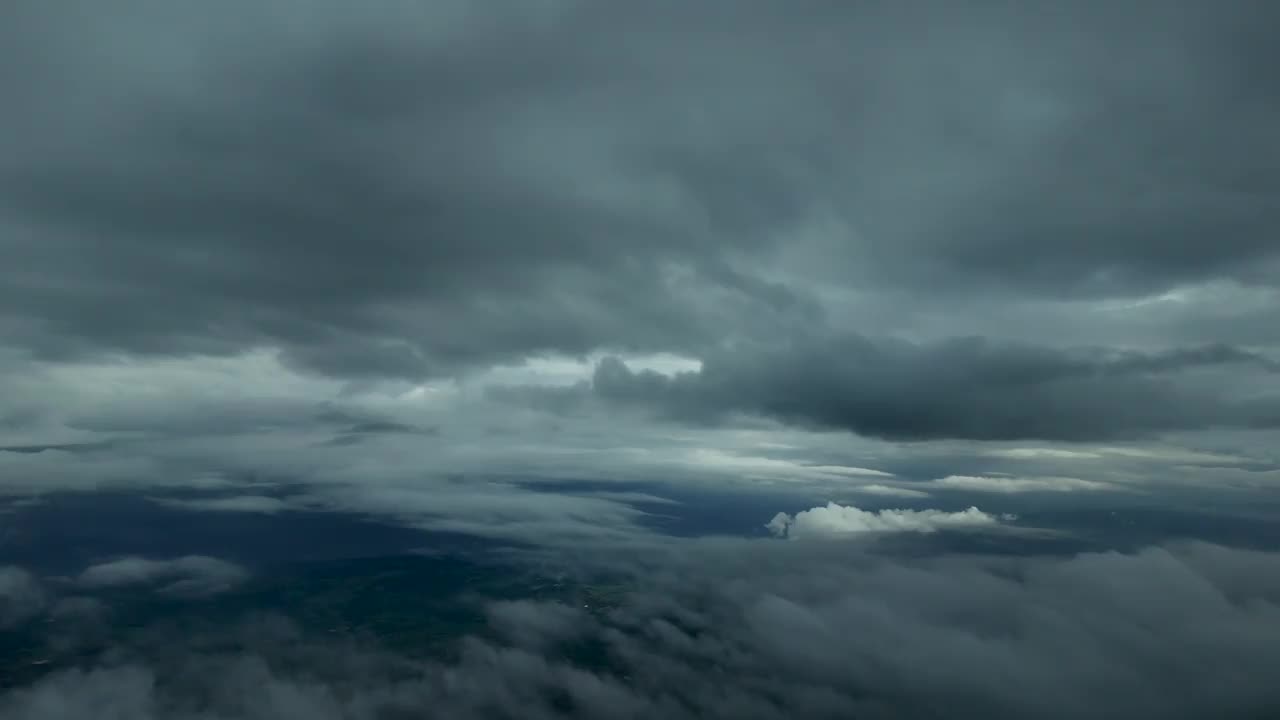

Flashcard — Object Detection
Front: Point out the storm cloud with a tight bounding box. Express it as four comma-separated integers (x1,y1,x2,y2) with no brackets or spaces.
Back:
586,335,1280,441
1,0,1277,382
1,0,819,379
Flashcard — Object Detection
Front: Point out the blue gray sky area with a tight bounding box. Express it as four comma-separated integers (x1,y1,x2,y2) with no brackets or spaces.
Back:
1,2,1279,718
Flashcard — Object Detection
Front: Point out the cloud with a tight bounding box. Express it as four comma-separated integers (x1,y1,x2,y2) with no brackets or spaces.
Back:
149,495,294,514
850,483,931,499
77,556,248,596
0,566,44,627
0,342,1271,550
4,540,1280,719
0,3,1276,713
48,596,107,623
589,337,1280,441
303,479,658,546
0,1,1276,384
0,0,825,380
486,600,590,651
651,448,896,484
0,1,1275,539
932,474,1116,493
766,502,1004,539
984,444,1255,465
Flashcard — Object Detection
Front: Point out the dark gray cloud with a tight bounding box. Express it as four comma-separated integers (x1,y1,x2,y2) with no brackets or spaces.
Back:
589,336,1280,441
0,442,112,455
1,1,1277,381
0,0,815,379
3,540,1280,719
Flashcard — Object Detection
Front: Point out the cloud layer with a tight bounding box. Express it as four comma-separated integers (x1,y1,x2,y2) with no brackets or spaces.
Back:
1,0,1277,384
0,1,1276,506
590,338,1280,441
4,540,1280,719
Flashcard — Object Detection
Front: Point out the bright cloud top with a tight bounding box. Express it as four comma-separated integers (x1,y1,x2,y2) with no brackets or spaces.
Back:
933,474,1116,493
766,502,1005,539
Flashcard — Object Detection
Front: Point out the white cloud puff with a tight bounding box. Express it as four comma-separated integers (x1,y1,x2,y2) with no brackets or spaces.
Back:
767,502,1002,539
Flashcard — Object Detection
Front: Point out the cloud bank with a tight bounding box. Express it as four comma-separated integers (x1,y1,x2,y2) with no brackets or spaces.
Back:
4,540,1280,719
590,339,1280,441
0,0,1275,537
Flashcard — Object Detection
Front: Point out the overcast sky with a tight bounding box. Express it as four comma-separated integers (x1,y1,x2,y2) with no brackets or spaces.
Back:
3,0,1277,533
2,2,1280,717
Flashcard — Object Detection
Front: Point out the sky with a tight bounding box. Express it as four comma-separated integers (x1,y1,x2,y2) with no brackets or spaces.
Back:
1,1,1279,718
